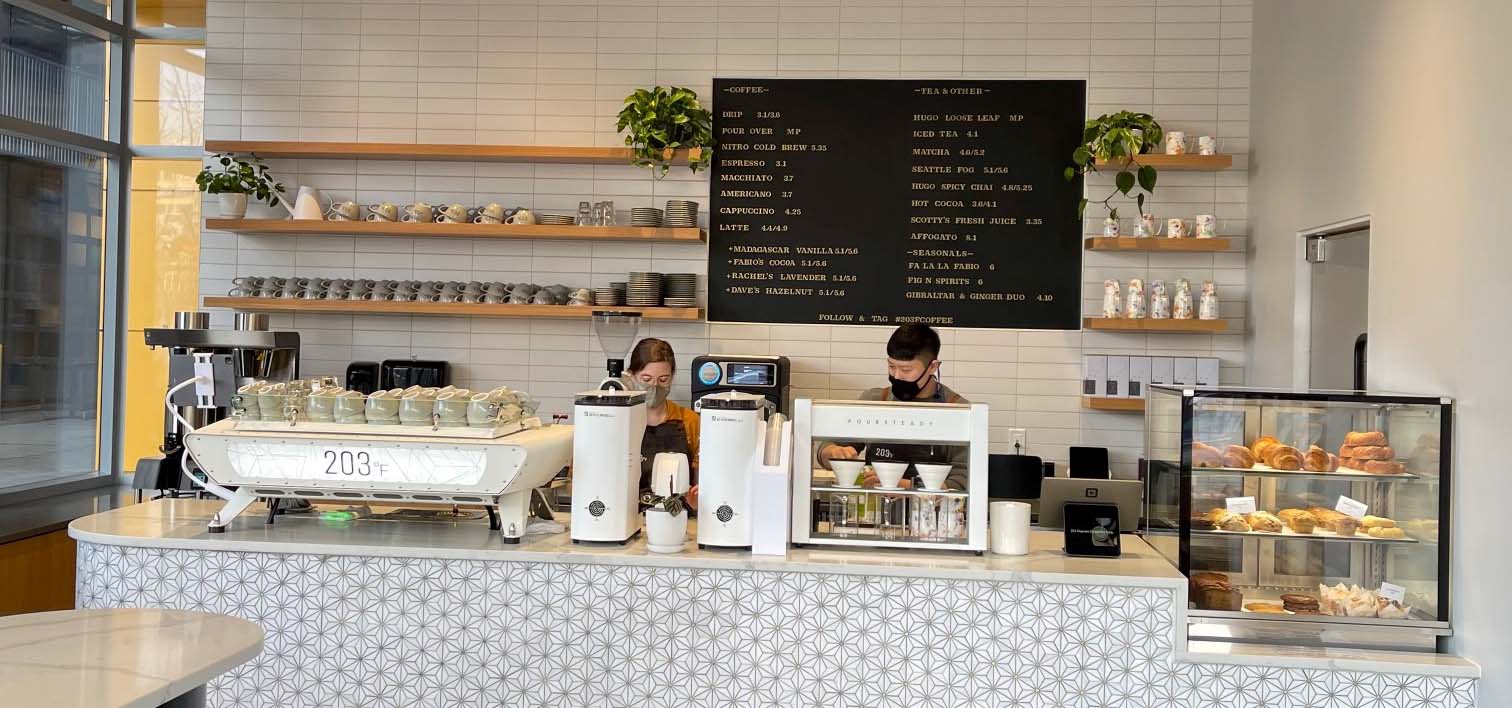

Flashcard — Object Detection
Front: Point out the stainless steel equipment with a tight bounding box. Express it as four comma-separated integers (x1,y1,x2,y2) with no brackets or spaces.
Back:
134,311,300,495
790,399,990,553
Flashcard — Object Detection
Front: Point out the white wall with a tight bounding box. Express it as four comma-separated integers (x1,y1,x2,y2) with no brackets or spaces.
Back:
201,0,1254,476
1250,0,1510,699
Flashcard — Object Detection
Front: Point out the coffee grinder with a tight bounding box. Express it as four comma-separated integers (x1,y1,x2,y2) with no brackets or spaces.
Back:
696,390,772,548
592,311,641,390
133,312,300,497
570,389,647,543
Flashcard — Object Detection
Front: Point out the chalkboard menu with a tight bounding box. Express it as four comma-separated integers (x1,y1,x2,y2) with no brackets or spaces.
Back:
708,78,1086,329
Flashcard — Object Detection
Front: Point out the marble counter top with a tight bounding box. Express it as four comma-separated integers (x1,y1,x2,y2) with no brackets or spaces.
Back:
0,608,264,708
1185,640,1481,679
70,498,1187,589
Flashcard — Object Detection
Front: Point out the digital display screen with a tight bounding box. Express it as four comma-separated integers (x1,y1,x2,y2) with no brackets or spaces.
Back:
726,363,774,387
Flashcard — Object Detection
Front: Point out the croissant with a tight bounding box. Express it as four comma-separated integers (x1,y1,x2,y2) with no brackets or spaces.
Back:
1344,431,1388,446
1222,445,1256,469
1268,445,1303,471
1251,436,1281,461
1303,445,1332,472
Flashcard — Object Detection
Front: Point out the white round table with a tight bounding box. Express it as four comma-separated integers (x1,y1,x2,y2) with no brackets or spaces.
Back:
0,608,264,708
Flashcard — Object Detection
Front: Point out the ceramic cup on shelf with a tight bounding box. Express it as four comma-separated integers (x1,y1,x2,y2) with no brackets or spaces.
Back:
326,201,360,221
1197,136,1217,156
1134,213,1161,238
505,208,535,225
1164,131,1187,155
436,203,470,223
1166,217,1189,238
365,390,400,425
473,203,506,224
401,202,435,223
366,202,399,222
1195,214,1218,238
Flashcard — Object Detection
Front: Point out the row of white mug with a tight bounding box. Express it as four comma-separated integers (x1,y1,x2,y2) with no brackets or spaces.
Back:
327,200,540,225
1102,277,1220,320
234,382,537,428
1105,213,1219,238
228,276,591,304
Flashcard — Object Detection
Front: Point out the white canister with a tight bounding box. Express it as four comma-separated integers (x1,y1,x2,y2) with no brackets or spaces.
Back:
990,501,1032,555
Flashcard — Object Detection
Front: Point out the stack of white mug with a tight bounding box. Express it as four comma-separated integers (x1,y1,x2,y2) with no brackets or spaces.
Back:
233,382,537,429
1102,212,1219,239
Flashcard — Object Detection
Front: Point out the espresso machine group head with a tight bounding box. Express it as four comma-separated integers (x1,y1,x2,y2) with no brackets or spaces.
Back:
133,312,300,496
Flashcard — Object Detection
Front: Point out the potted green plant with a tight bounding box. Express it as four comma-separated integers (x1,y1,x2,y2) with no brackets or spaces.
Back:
641,488,689,553
196,152,284,218
1064,111,1164,234
615,86,714,178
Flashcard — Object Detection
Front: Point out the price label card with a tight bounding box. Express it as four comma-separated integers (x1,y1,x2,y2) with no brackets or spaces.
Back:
1225,496,1257,514
1335,495,1369,519
1379,582,1407,603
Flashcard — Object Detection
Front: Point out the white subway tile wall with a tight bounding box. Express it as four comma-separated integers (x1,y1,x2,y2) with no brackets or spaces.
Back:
203,0,1252,477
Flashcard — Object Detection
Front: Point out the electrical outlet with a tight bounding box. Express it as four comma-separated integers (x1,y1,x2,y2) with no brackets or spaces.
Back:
1009,428,1028,454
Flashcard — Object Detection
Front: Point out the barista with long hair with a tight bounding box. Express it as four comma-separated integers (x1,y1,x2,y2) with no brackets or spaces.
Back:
627,338,701,509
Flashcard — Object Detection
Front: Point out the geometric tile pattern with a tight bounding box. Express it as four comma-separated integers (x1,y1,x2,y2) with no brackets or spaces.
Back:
77,542,1477,708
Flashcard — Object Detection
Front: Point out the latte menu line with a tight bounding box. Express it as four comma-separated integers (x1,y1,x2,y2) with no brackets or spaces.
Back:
708,78,1085,329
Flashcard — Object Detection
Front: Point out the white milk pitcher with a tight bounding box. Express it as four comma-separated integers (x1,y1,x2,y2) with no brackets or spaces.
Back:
281,185,325,220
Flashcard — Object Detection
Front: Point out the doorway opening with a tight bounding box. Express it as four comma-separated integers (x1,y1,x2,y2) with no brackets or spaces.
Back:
1292,217,1370,391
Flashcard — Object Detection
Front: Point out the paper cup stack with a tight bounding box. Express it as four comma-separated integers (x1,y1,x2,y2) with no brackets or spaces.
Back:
664,200,698,228
626,272,662,306
630,207,663,227
662,274,697,307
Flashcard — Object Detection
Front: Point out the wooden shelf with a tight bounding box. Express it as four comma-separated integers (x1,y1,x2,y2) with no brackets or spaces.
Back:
1082,396,1146,412
1083,317,1228,333
206,219,705,243
1094,154,1233,171
204,140,701,165
1084,237,1231,252
203,297,704,321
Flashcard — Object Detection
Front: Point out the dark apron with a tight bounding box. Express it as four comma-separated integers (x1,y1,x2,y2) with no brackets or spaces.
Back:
864,388,953,479
640,419,693,494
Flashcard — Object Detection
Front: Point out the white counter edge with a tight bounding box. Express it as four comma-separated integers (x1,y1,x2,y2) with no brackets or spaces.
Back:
68,520,1187,590
1181,640,1482,679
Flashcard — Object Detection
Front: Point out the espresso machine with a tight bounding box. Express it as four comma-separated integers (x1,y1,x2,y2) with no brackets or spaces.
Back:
570,389,647,543
133,312,300,496
696,390,773,549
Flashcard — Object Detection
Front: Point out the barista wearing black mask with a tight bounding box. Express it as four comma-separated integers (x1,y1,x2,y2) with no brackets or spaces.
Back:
627,338,703,509
817,325,969,490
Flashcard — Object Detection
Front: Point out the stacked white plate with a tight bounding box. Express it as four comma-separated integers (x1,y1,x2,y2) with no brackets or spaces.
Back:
594,287,621,306
538,214,576,225
662,273,697,307
630,207,663,227
626,272,662,306
664,200,698,228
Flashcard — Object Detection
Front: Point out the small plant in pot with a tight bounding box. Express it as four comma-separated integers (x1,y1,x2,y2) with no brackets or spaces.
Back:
615,86,714,178
1064,111,1164,235
642,451,692,553
197,152,283,218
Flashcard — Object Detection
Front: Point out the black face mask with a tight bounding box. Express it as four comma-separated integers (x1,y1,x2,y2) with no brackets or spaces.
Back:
888,365,935,401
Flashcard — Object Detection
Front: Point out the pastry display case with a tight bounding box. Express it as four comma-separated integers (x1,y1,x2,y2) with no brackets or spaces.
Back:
1143,386,1451,651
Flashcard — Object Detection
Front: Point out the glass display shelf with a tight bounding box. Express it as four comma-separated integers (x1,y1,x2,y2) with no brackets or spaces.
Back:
808,484,968,498
1187,465,1420,482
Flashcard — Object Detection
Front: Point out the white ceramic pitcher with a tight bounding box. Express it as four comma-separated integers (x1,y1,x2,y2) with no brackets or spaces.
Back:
281,185,325,220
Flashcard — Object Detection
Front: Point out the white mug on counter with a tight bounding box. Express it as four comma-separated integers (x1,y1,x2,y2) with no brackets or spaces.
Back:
990,501,1031,556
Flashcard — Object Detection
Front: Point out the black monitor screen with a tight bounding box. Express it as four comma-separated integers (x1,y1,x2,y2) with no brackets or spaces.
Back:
726,363,774,386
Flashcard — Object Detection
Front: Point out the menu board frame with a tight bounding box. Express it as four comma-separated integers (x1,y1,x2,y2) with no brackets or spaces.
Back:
707,78,1087,330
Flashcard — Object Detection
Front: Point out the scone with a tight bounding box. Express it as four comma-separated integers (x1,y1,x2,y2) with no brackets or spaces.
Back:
1244,511,1284,533
1208,509,1252,533
1367,526,1406,539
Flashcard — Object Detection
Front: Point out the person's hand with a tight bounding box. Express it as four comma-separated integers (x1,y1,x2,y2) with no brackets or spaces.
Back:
685,484,699,510
820,444,861,463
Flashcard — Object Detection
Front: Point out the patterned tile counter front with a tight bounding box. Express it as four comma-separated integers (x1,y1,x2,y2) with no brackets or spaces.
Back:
71,500,1478,708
